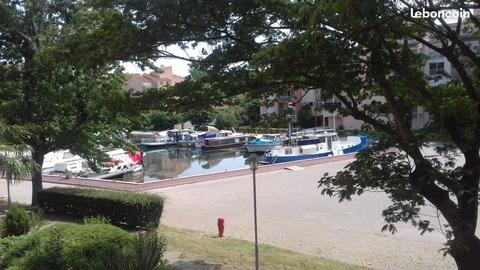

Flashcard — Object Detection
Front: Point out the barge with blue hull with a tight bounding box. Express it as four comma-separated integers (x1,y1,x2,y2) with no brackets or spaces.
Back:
264,133,367,164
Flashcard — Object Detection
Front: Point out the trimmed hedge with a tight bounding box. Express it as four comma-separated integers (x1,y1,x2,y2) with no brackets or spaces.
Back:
0,223,136,270
38,187,163,229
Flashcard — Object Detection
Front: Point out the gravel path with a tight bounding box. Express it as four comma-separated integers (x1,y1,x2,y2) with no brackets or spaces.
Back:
148,159,457,270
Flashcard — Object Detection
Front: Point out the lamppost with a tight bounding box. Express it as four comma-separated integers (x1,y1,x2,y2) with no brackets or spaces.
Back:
246,153,260,270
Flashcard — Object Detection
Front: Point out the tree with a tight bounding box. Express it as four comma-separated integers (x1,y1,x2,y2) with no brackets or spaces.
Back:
242,100,262,127
160,1,480,269
0,0,197,206
296,105,314,128
214,109,241,130
147,111,181,131
182,110,214,126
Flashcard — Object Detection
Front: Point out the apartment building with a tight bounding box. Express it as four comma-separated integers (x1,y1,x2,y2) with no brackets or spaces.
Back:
127,66,184,93
261,23,479,131
260,89,363,130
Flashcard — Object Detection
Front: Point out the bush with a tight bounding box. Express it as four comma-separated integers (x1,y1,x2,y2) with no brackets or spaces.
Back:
0,223,136,270
83,215,111,225
121,230,168,270
38,187,164,229
4,207,31,237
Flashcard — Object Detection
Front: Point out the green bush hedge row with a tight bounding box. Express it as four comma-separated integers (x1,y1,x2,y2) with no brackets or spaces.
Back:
1,223,135,270
38,187,164,229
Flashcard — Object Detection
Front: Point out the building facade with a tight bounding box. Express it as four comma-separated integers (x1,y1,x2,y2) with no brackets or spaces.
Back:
126,66,184,93
261,24,479,131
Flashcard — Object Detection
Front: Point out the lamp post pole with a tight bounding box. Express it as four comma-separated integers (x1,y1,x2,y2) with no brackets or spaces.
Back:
252,166,259,270
247,153,260,270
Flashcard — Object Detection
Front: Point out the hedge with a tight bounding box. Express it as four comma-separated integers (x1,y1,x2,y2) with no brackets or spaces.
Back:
0,223,136,270
38,187,164,229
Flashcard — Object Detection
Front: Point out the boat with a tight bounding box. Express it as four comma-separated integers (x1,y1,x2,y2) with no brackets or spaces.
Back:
43,150,85,173
244,134,285,152
177,131,199,147
194,126,222,148
42,149,143,177
139,130,180,148
201,133,254,150
263,133,368,164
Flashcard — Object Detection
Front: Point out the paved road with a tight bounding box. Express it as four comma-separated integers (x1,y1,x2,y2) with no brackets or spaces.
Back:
149,159,456,270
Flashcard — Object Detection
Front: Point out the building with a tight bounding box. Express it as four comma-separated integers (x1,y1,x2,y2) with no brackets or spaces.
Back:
261,89,363,130
126,66,184,93
261,21,479,131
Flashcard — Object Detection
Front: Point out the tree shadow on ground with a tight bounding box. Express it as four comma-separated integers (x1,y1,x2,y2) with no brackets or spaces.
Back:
169,259,222,270
166,251,222,270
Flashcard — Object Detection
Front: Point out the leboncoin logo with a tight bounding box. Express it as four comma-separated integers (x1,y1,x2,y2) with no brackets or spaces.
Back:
410,8,470,19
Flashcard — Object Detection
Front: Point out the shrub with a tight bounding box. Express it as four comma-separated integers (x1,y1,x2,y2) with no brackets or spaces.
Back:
38,187,164,229
120,230,168,270
4,207,31,237
83,215,111,225
0,223,136,270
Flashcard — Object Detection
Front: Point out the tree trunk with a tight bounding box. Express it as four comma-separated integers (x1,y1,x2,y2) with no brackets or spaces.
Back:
450,233,480,270
31,150,44,207
7,178,11,209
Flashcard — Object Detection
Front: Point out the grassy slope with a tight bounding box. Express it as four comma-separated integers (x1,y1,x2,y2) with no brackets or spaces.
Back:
161,225,370,270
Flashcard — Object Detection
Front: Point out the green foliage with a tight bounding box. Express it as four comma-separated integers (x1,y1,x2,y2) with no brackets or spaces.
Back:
260,113,290,128
214,109,241,129
38,188,164,229
3,207,31,237
147,111,182,131
241,100,262,127
0,0,187,205
0,223,136,270
296,105,315,128
83,216,111,225
182,110,215,126
121,230,168,270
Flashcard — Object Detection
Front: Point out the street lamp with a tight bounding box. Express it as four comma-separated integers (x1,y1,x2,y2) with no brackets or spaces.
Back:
246,153,260,270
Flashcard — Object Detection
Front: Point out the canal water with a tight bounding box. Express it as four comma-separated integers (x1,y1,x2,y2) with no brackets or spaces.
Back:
122,147,260,182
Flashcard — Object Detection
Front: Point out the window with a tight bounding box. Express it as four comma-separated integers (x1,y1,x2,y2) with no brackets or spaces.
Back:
429,62,444,76
143,81,153,87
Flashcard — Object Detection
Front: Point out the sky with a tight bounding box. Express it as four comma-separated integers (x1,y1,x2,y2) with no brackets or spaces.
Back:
122,44,204,77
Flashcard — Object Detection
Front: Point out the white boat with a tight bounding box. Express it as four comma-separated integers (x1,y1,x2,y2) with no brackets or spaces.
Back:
244,134,285,152
139,130,180,148
42,149,143,176
43,150,85,173
177,131,200,147
263,133,367,164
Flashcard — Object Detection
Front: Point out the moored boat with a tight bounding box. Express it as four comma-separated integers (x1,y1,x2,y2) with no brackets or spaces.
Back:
263,133,367,164
139,129,180,148
42,148,143,177
201,134,253,150
244,134,285,152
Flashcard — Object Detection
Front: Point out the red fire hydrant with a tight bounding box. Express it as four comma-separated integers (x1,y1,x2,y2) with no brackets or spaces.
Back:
217,218,225,237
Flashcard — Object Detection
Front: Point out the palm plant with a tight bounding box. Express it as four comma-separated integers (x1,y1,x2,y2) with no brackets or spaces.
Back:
0,123,37,209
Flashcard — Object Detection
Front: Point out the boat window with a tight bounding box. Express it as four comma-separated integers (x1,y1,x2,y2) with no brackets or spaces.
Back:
62,152,74,159
318,137,326,143
224,138,235,144
285,148,292,155
262,135,274,140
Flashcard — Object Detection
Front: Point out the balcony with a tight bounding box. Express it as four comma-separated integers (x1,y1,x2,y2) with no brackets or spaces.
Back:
279,96,295,102
315,101,342,111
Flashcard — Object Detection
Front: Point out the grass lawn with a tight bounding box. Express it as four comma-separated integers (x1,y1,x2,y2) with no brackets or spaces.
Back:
161,225,371,270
